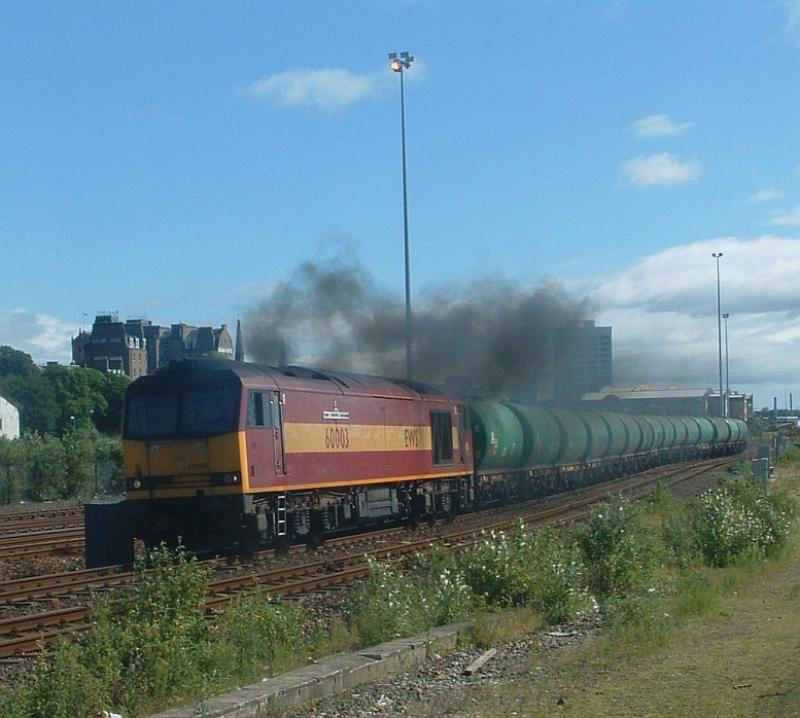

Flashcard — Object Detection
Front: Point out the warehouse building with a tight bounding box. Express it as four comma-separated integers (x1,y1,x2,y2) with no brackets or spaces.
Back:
581,386,752,420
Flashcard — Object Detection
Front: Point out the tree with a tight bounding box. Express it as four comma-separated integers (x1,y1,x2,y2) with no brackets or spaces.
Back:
0,373,59,435
96,374,131,434
1,345,129,436
42,364,108,434
0,346,38,378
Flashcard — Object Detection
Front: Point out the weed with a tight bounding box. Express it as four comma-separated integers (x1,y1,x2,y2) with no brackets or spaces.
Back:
577,496,660,597
458,525,587,622
692,478,795,567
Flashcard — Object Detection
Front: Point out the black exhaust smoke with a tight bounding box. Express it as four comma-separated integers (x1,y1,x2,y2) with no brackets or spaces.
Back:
244,252,589,399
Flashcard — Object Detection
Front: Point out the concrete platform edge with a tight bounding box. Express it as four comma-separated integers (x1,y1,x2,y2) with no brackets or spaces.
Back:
147,621,474,718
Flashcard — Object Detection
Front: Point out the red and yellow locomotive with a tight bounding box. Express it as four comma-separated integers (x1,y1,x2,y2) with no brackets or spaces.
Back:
121,359,473,553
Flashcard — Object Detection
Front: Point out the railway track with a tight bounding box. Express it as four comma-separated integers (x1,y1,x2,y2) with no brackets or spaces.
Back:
0,505,82,526
0,506,85,559
0,457,735,659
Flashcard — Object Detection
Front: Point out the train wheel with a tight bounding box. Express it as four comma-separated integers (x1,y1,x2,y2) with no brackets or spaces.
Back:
307,527,325,549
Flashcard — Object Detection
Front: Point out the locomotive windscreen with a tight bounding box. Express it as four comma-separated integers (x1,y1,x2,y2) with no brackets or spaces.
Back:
126,390,237,439
124,365,241,440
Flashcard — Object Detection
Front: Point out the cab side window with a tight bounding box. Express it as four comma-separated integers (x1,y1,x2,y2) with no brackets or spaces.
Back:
247,391,272,427
431,411,454,465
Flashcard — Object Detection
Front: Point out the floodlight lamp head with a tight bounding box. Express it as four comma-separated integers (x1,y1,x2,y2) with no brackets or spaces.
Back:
389,51,414,71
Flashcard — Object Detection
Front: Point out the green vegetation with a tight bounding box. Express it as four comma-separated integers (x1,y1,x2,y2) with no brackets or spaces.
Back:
0,430,123,501
350,477,796,665
577,496,660,597
2,474,796,717
352,549,472,645
0,345,129,436
0,547,309,718
459,525,587,623
0,345,127,500
692,477,794,567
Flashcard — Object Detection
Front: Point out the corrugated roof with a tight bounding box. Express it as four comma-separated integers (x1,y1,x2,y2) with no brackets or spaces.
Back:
582,388,713,401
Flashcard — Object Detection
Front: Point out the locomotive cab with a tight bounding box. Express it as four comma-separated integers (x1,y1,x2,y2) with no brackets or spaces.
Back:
122,360,257,552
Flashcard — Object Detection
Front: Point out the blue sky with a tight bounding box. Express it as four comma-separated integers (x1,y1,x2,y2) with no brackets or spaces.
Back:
1,1,799,407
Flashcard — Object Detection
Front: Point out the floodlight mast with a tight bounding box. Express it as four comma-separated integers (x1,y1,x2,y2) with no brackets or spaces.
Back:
389,51,414,380
722,312,730,401
712,252,725,417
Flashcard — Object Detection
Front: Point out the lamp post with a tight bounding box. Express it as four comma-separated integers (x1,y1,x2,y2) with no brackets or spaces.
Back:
389,51,414,380
712,252,725,417
722,312,730,404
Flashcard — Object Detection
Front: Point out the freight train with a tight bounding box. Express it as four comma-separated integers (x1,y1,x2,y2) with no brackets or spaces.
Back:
85,358,748,566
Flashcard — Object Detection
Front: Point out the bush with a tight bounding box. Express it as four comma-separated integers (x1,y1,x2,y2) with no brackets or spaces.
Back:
24,432,67,501
577,497,660,597
412,546,473,626
2,546,218,718
0,641,109,718
458,525,587,623
0,432,124,502
352,551,472,646
660,512,701,568
692,479,795,567
212,592,306,683
65,545,214,716
352,559,435,645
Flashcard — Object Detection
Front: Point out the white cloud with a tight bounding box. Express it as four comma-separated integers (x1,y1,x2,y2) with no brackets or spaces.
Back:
0,310,78,363
631,113,693,138
747,187,784,204
769,204,800,226
588,236,800,405
781,0,800,38
241,68,379,109
623,153,701,186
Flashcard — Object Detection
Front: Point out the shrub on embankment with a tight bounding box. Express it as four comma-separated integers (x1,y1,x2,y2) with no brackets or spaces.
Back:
0,547,306,718
1,475,796,718
0,431,123,502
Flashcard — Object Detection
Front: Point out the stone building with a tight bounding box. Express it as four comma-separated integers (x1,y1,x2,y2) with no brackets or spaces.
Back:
72,314,234,379
72,314,148,379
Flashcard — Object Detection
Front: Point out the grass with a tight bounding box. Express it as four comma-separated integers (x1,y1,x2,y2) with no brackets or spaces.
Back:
468,607,544,648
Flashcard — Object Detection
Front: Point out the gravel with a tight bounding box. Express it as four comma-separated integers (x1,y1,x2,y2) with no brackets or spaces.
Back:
280,612,603,718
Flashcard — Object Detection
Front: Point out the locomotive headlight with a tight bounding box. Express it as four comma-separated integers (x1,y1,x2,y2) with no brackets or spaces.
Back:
213,472,241,486
132,479,142,490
